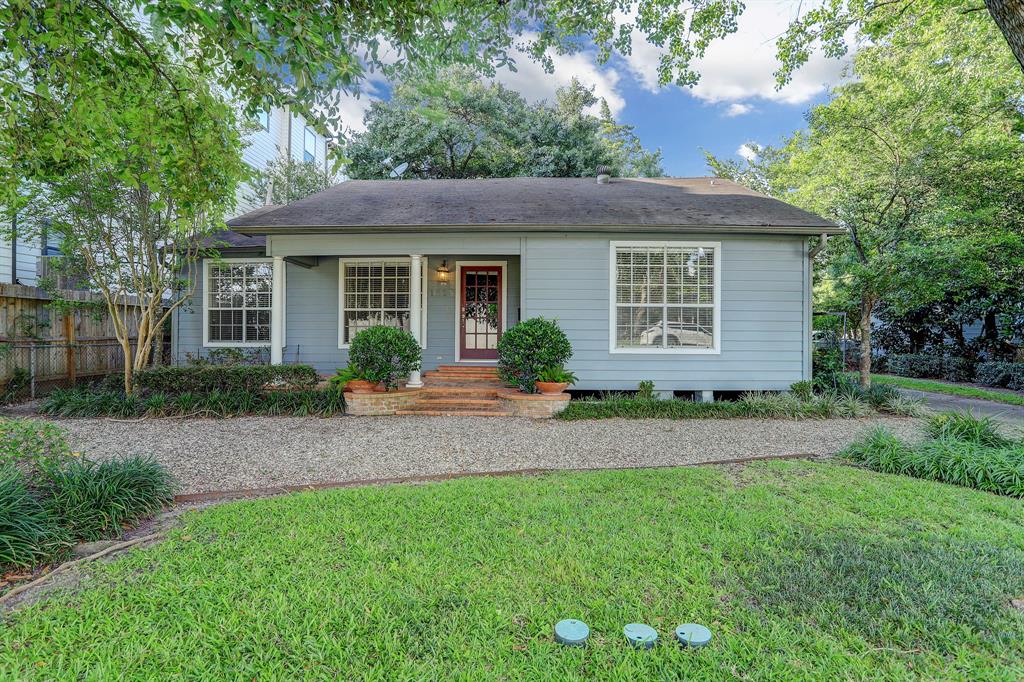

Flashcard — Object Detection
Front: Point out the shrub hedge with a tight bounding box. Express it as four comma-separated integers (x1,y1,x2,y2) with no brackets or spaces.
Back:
976,362,1024,391
887,353,975,383
134,364,319,395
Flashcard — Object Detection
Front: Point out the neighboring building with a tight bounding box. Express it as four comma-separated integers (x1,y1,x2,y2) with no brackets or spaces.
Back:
234,107,330,218
1,106,329,285
171,176,844,394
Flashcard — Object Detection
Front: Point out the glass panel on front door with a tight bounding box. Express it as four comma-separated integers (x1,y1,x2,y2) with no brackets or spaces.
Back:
460,267,502,359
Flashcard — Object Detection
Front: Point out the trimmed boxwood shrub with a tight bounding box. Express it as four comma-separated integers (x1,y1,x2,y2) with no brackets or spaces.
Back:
134,364,319,395
976,362,1024,391
348,326,422,389
497,317,572,393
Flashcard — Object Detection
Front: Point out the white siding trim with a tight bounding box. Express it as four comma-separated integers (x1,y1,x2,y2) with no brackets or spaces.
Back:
608,240,722,355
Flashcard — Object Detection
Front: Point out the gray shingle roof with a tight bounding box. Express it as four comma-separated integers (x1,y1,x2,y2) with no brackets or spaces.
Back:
227,177,841,235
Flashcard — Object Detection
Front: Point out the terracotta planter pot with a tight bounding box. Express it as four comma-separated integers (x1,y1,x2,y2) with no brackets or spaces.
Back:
372,383,388,393
535,381,569,395
346,379,376,394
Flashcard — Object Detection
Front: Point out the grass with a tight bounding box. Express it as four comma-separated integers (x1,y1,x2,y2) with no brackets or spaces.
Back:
3,462,1024,679
872,373,1024,407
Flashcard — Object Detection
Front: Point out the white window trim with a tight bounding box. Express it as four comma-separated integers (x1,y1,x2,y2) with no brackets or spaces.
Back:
202,257,278,348
337,257,428,349
454,261,508,363
608,240,722,355
303,126,316,162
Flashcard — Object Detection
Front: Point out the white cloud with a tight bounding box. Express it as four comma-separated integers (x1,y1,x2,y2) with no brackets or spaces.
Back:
336,89,377,133
737,143,759,162
493,37,626,116
621,0,850,106
724,102,753,117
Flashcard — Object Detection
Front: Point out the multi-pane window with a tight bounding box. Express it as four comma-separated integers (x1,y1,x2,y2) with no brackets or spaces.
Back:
206,261,274,344
612,243,717,351
340,260,426,345
303,126,316,162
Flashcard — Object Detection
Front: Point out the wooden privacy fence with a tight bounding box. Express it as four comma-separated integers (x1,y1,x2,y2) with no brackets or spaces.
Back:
0,283,167,398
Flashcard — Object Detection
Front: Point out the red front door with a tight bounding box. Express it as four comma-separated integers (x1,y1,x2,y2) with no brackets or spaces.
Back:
460,266,502,360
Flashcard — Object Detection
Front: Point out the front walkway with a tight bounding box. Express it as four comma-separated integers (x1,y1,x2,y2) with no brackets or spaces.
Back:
54,415,923,495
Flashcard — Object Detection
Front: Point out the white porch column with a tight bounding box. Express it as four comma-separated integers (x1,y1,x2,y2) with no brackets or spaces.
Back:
407,254,424,388
270,256,284,365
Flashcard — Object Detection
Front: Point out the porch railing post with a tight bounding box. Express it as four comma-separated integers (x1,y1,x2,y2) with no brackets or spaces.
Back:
407,254,424,388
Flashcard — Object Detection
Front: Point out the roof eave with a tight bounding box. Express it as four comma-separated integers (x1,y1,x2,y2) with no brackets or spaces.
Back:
231,223,845,237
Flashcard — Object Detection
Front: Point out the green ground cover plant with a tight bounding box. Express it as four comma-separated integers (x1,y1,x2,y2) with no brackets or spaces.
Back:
872,374,1024,407
843,412,1024,496
41,386,345,419
133,364,319,395
0,421,175,570
558,381,924,421
1,462,1022,678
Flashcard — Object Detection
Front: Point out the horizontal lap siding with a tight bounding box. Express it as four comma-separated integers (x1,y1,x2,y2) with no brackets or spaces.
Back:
524,233,809,391
173,253,520,375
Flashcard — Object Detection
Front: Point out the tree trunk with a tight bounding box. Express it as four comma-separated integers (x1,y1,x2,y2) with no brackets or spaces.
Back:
859,293,875,389
986,0,1024,73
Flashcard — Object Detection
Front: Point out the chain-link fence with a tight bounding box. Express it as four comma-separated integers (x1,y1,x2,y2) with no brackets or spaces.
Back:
0,340,171,401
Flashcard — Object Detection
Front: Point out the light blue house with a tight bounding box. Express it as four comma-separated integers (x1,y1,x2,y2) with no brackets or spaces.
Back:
171,177,841,395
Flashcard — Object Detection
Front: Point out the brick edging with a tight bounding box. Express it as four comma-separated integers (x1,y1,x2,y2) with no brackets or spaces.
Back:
173,452,822,504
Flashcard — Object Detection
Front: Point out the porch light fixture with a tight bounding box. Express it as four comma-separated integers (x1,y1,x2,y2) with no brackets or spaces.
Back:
436,259,450,283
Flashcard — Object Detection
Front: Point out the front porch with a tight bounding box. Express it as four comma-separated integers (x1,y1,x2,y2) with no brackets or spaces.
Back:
255,249,522,379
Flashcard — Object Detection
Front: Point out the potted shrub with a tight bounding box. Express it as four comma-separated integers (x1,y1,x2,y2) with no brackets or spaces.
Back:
348,326,422,390
535,365,577,395
497,317,573,393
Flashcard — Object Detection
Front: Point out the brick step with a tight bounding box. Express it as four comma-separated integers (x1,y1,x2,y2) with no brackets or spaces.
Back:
421,386,500,397
414,397,501,407
395,408,514,417
436,365,499,373
423,372,503,382
426,369,499,377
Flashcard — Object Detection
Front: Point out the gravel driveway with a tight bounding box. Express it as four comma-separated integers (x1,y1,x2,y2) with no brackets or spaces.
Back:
53,415,923,495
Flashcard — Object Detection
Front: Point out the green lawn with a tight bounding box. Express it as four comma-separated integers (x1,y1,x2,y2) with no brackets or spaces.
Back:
872,373,1024,407
4,462,1024,680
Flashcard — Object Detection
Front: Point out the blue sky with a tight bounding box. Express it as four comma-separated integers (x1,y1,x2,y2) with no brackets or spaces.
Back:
339,1,849,177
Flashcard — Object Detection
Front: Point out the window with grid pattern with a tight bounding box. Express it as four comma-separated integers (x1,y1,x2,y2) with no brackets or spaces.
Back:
341,261,413,344
613,244,716,350
207,262,274,344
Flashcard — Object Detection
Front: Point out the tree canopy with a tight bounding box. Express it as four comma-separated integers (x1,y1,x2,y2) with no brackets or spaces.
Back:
344,67,663,179
709,8,1024,383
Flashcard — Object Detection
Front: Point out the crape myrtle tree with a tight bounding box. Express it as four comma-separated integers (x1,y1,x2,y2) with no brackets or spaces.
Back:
14,53,247,394
708,10,1024,387
344,67,663,179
